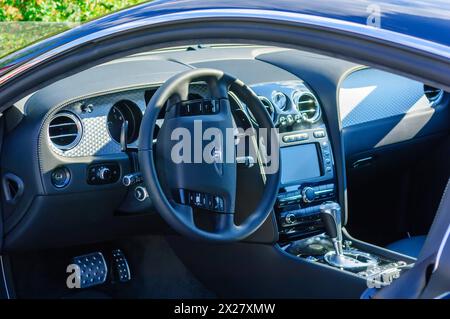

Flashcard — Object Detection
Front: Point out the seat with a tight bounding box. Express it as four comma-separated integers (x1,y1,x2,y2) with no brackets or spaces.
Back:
386,235,427,258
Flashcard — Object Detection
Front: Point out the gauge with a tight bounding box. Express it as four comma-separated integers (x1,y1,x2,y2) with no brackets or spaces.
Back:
107,100,142,144
271,91,287,110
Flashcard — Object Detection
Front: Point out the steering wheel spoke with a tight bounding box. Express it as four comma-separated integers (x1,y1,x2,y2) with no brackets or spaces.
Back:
170,201,194,224
215,213,237,234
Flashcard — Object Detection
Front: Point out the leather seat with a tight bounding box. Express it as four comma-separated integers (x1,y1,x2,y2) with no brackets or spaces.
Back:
386,235,426,258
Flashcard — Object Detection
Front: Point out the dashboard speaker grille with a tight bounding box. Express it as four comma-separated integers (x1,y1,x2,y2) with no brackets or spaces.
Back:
48,111,82,150
424,85,444,105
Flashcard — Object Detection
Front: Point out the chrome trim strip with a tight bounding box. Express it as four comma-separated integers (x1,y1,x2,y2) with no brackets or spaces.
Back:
0,255,11,299
1,9,450,87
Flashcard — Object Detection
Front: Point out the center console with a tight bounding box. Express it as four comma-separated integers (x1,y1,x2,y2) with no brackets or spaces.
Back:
252,81,414,291
251,82,338,243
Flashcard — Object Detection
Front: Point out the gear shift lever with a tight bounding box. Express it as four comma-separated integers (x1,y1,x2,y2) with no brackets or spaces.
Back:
319,201,378,270
320,201,343,256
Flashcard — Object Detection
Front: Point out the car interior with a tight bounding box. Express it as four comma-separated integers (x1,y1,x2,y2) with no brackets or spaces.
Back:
0,44,449,299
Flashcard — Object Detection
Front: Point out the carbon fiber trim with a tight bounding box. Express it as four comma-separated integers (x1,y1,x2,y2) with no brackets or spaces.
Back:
49,89,145,157
47,84,208,157
339,68,432,128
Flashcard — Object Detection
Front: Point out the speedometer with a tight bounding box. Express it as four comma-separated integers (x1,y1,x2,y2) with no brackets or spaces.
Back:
107,100,142,144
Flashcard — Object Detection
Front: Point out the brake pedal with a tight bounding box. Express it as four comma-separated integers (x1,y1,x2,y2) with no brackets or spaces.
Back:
111,249,131,283
72,252,108,288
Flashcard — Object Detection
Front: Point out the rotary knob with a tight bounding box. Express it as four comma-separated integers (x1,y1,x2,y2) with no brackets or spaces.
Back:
279,116,287,127
285,213,296,224
302,187,316,203
134,186,149,202
286,114,294,125
97,167,111,180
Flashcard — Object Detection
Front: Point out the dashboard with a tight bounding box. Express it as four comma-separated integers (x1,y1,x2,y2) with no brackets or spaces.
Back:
1,45,448,251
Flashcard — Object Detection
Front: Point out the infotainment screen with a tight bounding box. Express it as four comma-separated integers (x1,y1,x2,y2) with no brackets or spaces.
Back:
280,143,321,185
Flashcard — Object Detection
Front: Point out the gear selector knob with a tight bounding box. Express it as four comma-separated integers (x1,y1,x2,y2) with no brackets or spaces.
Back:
320,201,343,255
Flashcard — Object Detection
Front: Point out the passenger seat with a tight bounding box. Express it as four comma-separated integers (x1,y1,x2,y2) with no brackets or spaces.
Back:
386,235,426,258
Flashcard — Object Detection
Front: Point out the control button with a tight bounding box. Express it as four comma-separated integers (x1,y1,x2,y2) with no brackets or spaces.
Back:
80,103,93,113
295,133,308,141
184,190,224,212
285,213,296,224
313,130,326,138
87,163,120,185
321,141,329,149
193,192,202,206
325,166,332,173
203,100,219,114
213,195,224,212
134,186,148,202
51,167,70,188
277,193,287,200
286,114,294,125
282,133,309,143
302,187,316,203
179,100,219,116
279,116,287,126
123,173,143,187
294,114,302,123
97,167,111,180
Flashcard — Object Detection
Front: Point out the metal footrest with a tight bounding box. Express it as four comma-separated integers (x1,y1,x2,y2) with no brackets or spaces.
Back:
72,252,108,288
112,249,131,283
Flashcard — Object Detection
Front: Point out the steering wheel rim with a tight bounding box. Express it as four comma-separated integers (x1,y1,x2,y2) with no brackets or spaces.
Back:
138,68,280,242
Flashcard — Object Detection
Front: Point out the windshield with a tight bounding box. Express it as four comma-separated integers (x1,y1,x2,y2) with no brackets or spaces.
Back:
0,0,149,58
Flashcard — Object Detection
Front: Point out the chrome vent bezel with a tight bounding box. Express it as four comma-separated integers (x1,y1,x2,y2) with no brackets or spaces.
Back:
424,85,444,105
258,96,275,118
293,91,321,123
48,111,83,151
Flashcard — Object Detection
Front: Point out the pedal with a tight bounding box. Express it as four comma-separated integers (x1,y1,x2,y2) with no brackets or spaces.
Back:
111,249,131,283
72,252,108,288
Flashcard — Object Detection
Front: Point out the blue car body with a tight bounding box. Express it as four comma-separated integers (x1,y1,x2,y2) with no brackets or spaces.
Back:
1,0,450,71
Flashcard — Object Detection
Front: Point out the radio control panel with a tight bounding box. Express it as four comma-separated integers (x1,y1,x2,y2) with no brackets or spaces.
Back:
277,184,335,207
276,182,336,241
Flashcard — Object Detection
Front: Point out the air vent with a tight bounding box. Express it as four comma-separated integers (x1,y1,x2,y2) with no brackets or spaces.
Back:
48,111,82,150
258,96,275,118
424,85,444,105
294,92,321,123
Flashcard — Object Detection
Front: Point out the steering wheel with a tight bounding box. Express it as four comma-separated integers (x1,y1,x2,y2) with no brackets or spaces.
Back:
138,68,280,242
